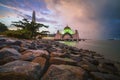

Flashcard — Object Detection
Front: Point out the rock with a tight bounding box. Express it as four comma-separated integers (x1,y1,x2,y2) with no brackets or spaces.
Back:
12,40,22,46
21,52,35,61
0,38,6,42
82,56,99,65
0,48,21,65
49,57,77,65
98,59,118,74
42,64,88,80
114,62,120,72
28,42,37,49
9,45,21,52
0,60,41,80
69,54,82,62
22,50,49,58
77,60,98,72
91,72,120,80
32,57,46,69
0,72,34,80
50,52,65,57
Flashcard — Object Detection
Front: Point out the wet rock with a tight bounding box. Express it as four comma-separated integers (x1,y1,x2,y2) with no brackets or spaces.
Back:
42,64,88,80
32,57,46,69
69,54,82,62
114,62,120,72
50,52,65,57
12,40,22,46
82,56,99,65
0,72,34,80
0,60,41,80
50,57,77,65
21,53,35,61
22,50,49,58
98,59,118,74
0,48,21,65
77,60,98,72
28,42,37,49
91,72,120,80
9,45,21,52
0,38,6,42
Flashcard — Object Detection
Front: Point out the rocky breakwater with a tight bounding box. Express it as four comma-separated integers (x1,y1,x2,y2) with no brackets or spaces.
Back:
0,38,120,80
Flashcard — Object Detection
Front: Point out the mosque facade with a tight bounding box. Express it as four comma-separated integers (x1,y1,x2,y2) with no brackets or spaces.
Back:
54,26,79,40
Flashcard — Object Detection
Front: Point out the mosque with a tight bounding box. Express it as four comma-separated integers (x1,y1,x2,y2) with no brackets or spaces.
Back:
54,26,79,41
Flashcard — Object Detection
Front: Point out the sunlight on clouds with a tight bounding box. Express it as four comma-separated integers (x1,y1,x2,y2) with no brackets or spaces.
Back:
45,0,102,39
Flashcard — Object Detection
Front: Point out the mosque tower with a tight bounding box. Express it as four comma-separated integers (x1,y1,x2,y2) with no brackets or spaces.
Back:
32,10,36,23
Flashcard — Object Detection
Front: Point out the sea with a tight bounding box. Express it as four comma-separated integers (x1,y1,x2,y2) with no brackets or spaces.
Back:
60,40,120,62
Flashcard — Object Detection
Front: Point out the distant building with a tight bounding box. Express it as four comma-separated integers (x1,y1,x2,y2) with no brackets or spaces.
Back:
54,26,79,40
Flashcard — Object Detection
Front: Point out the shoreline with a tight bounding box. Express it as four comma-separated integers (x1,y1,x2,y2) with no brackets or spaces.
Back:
0,38,120,80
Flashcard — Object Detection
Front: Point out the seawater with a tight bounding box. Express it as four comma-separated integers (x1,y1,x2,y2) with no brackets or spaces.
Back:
60,40,120,62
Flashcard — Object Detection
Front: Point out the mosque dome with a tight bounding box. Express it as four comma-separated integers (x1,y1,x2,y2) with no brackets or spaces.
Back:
63,26,74,35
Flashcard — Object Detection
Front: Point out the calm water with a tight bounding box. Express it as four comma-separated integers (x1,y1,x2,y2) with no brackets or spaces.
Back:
60,40,120,62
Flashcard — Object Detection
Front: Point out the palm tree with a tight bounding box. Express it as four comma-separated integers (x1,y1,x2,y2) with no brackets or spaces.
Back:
12,18,48,38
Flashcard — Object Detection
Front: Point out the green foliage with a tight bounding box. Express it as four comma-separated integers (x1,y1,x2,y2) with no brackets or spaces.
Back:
2,30,32,39
12,18,48,38
0,22,8,32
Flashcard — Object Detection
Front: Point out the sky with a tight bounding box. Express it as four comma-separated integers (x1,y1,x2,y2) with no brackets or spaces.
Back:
0,0,120,40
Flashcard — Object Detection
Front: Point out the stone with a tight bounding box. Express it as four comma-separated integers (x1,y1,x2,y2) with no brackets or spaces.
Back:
0,60,41,80
21,52,35,61
91,72,120,80
28,42,37,49
50,52,65,57
0,38,6,42
0,72,34,80
0,48,21,65
77,61,98,72
98,59,118,74
21,50,49,58
32,57,46,69
49,57,77,65
82,56,99,65
9,45,21,52
69,54,82,62
42,64,88,80
12,40,22,46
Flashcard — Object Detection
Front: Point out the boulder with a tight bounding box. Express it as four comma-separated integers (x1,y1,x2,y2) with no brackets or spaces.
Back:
12,40,22,46
0,38,6,42
77,60,98,72
0,72,34,80
91,72,120,80
0,48,21,65
0,60,41,80
42,64,88,80
50,52,65,57
21,52,35,61
98,59,118,74
69,54,82,62
9,45,21,52
32,57,46,69
49,57,77,65
22,50,49,57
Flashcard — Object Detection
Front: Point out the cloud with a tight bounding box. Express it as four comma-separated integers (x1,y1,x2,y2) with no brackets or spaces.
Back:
45,0,120,39
45,0,102,39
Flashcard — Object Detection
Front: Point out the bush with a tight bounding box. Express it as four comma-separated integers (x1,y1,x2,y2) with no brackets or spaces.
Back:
2,30,32,39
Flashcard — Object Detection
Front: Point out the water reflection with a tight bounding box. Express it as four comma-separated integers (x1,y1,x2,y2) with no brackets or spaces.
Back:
59,41,78,47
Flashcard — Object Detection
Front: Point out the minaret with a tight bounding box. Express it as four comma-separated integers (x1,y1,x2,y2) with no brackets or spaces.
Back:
32,10,36,23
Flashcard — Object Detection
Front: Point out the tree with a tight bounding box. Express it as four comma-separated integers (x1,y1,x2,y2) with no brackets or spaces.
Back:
12,18,48,38
0,22,8,32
